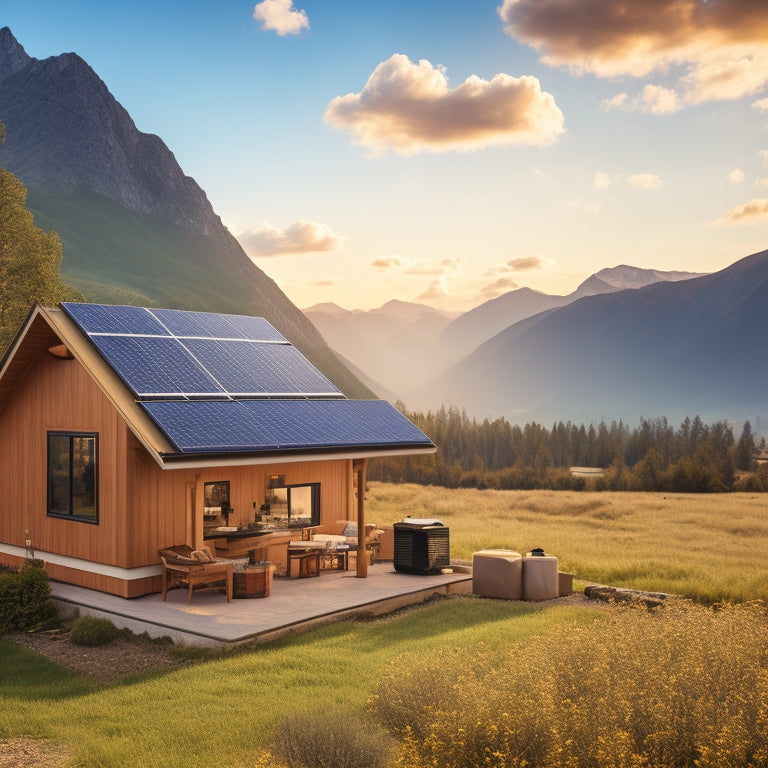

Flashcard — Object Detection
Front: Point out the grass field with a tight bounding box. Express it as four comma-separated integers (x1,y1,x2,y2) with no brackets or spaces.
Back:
366,483,768,603
1,485,766,767
0,599,601,767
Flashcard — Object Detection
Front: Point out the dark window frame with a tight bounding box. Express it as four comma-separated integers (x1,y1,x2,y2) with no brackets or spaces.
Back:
47,431,99,524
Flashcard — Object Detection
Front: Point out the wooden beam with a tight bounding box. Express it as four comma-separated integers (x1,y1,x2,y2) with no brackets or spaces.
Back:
354,458,368,577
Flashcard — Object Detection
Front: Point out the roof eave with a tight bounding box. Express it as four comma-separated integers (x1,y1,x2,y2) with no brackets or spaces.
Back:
155,444,436,470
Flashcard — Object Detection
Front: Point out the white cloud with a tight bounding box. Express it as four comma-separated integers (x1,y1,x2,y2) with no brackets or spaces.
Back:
324,54,564,156
416,277,451,303
628,173,663,190
499,0,768,107
475,277,520,301
728,168,745,184
253,0,309,36
505,256,546,272
238,220,346,256
760,149,768,166
593,171,611,189
602,85,680,114
601,92,628,111
718,198,768,224
638,84,680,114
370,255,461,276
753,97,768,111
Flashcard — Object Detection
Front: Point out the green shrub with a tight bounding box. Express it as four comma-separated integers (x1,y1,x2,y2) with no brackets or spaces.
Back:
370,601,768,768
70,616,120,647
0,559,58,635
269,708,395,768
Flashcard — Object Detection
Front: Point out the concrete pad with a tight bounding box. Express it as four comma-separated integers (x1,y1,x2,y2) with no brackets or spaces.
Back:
50,562,471,647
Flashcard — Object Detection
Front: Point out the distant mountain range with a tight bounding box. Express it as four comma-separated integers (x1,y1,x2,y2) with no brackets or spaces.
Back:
306,255,768,427
0,27,369,398
305,265,706,403
407,252,768,426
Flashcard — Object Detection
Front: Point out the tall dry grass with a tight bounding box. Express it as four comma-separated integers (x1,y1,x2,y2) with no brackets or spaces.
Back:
366,483,768,602
371,601,768,768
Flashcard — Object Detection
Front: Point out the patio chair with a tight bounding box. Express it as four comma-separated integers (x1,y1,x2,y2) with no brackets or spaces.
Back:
159,544,233,603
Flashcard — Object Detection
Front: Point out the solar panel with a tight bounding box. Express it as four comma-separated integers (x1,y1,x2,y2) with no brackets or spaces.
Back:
181,339,337,396
62,303,341,399
151,308,286,342
62,303,169,336
140,399,434,454
89,336,224,398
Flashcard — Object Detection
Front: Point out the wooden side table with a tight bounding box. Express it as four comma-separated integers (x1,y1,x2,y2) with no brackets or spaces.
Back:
320,546,349,571
287,547,320,577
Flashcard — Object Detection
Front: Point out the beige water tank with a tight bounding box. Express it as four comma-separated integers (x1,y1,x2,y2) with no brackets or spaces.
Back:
472,549,523,599
522,552,559,600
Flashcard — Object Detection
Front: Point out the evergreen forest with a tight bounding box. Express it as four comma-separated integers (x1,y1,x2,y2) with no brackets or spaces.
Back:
368,405,768,493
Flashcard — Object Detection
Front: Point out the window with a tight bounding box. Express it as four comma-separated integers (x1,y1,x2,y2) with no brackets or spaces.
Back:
264,483,320,529
204,481,231,519
47,432,98,523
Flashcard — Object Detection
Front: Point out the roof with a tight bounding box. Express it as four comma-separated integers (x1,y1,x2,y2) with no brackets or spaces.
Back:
0,303,434,468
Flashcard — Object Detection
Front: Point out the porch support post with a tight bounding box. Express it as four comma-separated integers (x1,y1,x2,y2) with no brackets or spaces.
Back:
354,458,368,578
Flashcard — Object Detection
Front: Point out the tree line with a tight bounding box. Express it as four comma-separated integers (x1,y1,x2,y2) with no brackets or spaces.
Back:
369,404,768,493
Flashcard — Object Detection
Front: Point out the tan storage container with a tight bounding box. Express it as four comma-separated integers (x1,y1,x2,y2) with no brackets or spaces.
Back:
472,549,523,599
522,554,559,600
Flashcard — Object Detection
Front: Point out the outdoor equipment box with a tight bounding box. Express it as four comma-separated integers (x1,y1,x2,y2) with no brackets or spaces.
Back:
393,519,449,574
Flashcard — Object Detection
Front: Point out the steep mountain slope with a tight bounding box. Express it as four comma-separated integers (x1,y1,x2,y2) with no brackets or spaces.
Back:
0,27,369,398
409,250,768,425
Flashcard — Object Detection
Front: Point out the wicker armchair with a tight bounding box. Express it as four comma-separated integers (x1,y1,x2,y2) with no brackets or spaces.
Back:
159,544,233,603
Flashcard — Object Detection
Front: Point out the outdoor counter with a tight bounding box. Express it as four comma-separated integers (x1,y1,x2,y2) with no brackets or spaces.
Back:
204,529,295,563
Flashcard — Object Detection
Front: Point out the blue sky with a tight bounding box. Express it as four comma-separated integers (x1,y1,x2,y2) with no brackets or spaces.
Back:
3,0,768,311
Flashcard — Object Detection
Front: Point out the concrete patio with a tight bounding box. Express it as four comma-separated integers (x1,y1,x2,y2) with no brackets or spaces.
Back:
50,562,472,647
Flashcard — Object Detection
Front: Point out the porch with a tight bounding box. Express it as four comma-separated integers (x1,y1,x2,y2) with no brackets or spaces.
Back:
50,561,472,647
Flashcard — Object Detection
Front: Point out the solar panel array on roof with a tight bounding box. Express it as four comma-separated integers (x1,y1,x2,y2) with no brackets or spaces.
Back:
140,399,434,455
61,302,433,458
62,303,341,400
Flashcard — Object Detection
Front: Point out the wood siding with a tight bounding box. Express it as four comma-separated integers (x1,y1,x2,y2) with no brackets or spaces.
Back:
0,345,356,595
0,346,129,566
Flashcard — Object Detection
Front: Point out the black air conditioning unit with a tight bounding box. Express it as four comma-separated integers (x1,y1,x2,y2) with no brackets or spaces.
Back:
393,519,450,575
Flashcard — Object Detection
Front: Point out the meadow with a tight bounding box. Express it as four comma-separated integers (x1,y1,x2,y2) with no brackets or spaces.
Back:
367,482,768,603
0,484,766,767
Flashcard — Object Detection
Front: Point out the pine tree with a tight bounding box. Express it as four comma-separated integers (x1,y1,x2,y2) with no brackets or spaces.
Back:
735,421,756,472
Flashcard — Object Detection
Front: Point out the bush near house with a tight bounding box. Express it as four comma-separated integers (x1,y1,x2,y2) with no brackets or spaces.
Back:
70,616,120,647
0,558,58,635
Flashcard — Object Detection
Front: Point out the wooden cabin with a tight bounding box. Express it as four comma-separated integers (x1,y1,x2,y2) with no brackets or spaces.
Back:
0,303,435,597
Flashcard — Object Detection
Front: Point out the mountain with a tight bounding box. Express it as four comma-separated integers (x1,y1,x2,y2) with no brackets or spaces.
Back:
304,266,705,402
436,265,705,363
0,27,369,398
303,300,455,395
571,264,706,299
407,249,768,426
435,287,569,361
